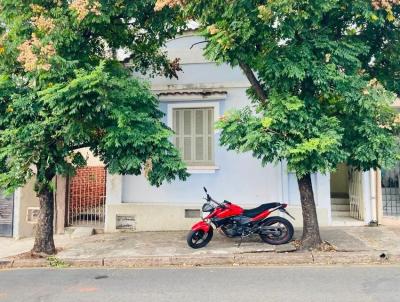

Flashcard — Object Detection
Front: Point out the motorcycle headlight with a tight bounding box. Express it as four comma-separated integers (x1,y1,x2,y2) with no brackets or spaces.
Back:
202,203,214,212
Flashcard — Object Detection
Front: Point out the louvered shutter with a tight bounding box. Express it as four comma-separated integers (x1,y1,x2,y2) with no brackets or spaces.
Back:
173,108,214,166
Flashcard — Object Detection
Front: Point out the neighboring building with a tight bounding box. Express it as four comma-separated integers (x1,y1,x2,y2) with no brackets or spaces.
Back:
1,33,399,239
1,148,106,238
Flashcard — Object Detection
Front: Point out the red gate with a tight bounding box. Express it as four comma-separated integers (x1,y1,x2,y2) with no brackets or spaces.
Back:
67,167,106,227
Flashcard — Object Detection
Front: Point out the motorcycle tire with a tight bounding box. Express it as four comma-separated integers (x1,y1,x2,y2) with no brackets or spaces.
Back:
187,228,213,249
259,217,294,245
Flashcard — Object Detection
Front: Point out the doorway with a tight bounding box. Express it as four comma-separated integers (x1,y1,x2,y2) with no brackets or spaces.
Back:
330,164,350,220
67,167,106,228
330,164,365,223
331,163,349,198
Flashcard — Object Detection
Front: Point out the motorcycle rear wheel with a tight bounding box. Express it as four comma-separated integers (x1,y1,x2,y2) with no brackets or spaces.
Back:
259,217,294,245
187,228,213,249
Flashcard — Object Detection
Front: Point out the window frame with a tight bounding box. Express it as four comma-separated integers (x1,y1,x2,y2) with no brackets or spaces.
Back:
167,102,220,173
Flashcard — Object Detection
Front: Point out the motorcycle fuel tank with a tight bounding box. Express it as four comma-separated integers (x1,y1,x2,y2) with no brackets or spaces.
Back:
216,203,244,218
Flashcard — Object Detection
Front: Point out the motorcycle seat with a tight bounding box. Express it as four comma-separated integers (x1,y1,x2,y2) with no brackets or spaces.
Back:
243,203,281,218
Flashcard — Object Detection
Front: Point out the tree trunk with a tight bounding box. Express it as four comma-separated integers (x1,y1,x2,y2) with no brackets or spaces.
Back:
297,173,323,249
32,187,56,255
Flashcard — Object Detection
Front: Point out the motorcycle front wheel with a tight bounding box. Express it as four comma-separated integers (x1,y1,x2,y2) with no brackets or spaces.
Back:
187,228,213,249
259,217,294,245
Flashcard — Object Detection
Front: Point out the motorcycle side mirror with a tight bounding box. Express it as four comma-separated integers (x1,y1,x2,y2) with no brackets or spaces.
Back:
203,187,208,193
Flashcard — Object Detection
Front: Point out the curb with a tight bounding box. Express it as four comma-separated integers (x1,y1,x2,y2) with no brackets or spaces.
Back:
103,254,235,268
12,259,48,269
234,252,313,265
62,258,104,268
311,251,388,265
0,259,13,269
1,251,399,269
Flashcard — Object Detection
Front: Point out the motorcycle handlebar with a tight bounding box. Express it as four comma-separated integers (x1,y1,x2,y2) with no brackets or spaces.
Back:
209,196,225,208
203,187,226,208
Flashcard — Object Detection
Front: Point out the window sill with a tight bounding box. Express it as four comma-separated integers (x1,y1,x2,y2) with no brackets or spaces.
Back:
187,166,220,174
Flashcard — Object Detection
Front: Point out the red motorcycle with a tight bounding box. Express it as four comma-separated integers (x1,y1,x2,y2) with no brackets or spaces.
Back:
187,187,295,249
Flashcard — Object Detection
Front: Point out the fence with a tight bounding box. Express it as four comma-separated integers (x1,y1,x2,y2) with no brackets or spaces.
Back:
349,167,365,221
382,163,400,216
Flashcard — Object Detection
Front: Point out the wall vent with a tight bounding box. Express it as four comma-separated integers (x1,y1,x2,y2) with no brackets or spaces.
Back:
116,215,136,231
185,209,200,218
26,207,40,224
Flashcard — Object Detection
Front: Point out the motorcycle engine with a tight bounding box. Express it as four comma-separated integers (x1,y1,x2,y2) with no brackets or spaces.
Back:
220,223,238,237
221,216,253,237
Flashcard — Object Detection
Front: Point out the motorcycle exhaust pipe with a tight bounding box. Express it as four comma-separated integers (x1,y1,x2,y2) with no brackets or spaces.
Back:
260,226,282,236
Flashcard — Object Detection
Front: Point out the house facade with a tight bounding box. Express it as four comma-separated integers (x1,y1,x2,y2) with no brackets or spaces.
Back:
103,32,385,233
1,32,399,239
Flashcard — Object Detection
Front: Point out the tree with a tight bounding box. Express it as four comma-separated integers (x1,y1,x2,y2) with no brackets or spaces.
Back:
0,1,188,255
157,0,400,249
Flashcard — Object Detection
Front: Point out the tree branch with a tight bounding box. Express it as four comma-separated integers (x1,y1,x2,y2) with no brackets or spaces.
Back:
239,61,268,104
190,41,208,49
69,144,90,151
120,53,135,65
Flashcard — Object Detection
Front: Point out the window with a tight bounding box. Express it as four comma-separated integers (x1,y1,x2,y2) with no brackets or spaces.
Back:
173,107,214,166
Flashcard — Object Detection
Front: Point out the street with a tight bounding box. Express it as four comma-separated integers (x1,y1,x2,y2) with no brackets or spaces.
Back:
0,266,400,302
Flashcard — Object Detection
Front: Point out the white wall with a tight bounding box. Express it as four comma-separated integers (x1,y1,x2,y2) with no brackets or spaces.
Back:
122,88,284,206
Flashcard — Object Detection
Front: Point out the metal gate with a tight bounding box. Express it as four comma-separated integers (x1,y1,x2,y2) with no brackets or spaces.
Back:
67,167,106,227
381,163,400,216
0,191,14,237
348,167,365,221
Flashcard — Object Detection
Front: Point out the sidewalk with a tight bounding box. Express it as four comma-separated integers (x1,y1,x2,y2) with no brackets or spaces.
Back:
1,226,400,269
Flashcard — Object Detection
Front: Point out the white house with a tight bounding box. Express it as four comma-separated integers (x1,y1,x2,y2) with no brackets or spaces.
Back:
2,32,399,239
103,32,390,233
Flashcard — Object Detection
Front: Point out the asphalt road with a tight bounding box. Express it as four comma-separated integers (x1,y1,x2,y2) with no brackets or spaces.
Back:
0,266,400,302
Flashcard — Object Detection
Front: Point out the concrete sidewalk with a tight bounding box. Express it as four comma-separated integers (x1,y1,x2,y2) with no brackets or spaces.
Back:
1,226,400,269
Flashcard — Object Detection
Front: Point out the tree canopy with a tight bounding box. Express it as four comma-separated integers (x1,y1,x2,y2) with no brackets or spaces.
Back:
0,0,188,193
0,0,188,254
156,0,400,176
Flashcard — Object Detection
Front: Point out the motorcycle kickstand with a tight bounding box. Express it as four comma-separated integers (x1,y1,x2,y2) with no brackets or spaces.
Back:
237,234,244,248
